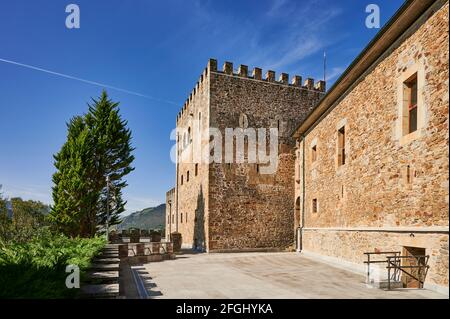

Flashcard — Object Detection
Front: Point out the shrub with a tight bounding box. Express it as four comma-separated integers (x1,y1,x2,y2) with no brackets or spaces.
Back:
0,229,106,298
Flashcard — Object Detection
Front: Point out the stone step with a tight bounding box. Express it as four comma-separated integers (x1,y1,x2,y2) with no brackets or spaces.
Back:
86,271,119,284
90,263,120,271
96,253,119,259
379,281,404,289
102,249,119,253
105,244,119,248
92,257,120,264
81,283,119,298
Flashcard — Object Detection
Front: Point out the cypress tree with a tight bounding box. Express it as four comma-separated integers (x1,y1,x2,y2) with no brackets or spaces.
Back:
50,91,134,237
85,91,135,234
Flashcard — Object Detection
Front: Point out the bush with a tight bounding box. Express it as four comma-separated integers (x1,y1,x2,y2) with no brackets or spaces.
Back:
0,228,106,298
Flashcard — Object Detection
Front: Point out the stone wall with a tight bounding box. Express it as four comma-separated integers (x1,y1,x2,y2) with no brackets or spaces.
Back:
302,229,448,290
168,63,211,250
208,62,324,251
295,1,449,289
171,59,325,252
165,188,175,239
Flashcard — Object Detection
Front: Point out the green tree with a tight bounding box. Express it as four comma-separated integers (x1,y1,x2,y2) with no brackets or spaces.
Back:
0,185,11,242
9,198,49,243
49,116,98,237
85,91,135,233
0,186,50,243
50,91,134,237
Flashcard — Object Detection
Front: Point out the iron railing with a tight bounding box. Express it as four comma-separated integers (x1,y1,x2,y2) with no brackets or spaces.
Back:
364,251,429,290
386,255,429,290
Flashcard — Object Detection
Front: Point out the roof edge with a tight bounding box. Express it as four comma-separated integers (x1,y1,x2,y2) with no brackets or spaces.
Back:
292,0,438,138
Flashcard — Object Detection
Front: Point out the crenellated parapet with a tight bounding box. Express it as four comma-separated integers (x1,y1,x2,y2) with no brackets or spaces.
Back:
210,58,326,92
176,63,210,123
176,58,326,124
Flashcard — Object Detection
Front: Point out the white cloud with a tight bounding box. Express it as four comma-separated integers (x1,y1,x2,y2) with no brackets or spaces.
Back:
326,66,345,81
188,0,344,77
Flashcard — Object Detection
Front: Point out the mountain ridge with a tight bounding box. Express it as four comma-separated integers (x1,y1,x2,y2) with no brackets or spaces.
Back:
117,203,166,231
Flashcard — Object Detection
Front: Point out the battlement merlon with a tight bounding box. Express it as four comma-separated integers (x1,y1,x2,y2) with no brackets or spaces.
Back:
176,58,326,123
208,58,325,90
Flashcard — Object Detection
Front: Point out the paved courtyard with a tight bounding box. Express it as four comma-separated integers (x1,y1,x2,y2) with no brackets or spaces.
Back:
139,252,447,299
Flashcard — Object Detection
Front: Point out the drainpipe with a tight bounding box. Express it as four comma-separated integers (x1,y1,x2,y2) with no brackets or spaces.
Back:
299,134,306,252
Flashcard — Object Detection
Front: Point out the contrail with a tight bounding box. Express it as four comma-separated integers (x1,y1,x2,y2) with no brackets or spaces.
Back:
0,57,179,106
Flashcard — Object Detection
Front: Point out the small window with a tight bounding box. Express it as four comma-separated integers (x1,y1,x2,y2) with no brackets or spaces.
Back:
186,212,188,222
187,171,190,182
338,126,346,166
406,165,413,184
181,175,184,185
405,74,418,134
172,214,174,224
256,164,260,173
311,145,317,163
183,132,187,148
195,164,198,176
312,198,318,213
181,213,183,223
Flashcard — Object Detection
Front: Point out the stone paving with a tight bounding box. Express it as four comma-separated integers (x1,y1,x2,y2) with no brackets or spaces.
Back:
141,252,448,299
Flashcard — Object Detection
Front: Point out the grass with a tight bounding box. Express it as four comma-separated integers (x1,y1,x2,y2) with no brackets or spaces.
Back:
0,229,106,298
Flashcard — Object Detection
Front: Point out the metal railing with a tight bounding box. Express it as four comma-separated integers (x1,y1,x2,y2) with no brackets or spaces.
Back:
386,255,429,290
364,251,430,290
364,251,401,284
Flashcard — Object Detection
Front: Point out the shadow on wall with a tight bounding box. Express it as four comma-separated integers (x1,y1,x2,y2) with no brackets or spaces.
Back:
193,186,206,251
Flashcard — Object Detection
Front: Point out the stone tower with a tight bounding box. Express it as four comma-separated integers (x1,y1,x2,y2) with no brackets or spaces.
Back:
167,58,325,252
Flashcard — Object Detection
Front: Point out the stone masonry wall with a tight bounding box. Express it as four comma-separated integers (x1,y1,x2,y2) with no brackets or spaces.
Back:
208,61,325,251
165,188,175,239
169,65,211,250
295,1,449,288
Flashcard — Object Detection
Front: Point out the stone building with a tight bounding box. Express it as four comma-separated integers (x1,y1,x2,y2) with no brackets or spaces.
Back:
293,0,448,294
165,188,175,237
166,59,325,251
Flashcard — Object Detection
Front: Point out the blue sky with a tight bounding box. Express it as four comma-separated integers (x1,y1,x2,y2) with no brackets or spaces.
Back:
0,0,404,214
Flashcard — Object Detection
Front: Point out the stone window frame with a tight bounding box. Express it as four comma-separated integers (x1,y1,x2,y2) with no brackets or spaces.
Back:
310,137,319,169
311,198,319,214
339,184,346,202
396,62,426,146
335,118,348,170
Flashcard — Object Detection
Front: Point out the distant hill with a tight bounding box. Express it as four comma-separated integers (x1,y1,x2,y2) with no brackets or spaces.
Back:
117,204,166,231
